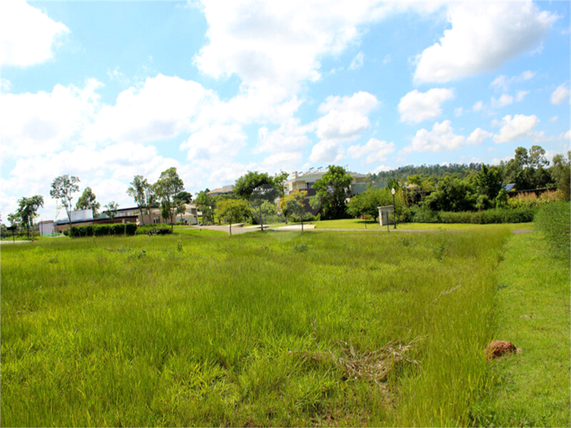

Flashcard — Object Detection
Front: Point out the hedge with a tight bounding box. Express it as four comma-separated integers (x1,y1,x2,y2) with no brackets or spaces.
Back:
406,206,537,224
534,201,570,261
67,223,137,238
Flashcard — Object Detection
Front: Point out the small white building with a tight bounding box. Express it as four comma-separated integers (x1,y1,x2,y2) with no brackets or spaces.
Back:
378,205,395,226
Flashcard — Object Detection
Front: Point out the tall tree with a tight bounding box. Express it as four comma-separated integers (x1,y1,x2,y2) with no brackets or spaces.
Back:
50,175,80,227
127,175,155,225
473,164,504,210
195,190,215,225
75,187,101,217
103,201,119,219
215,198,250,236
15,195,44,240
154,167,184,231
551,151,571,200
280,190,312,231
310,165,353,220
234,171,288,200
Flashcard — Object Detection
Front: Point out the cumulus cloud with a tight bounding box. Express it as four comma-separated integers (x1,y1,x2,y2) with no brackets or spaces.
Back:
0,79,102,158
414,2,556,83
309,140,344,163
490,94,514,109
256,119,312,154
551,84,571,105
83,74,216,144
0,0,69,67
315,91,378,142
409,120,487,152
194,0,396,91
347,138,394,164
180,124,247,161
492,114,540,143
398,88,454,123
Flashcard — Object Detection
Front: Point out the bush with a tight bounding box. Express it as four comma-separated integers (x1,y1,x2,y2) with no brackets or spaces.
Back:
534,202,570,261
67,223,137,238
439,207,537,224
407,206,440,223
136,223,172,235
146,226,172,236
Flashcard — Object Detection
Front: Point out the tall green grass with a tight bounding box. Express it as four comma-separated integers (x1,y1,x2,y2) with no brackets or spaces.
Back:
2,228,509,426
534,201,570,261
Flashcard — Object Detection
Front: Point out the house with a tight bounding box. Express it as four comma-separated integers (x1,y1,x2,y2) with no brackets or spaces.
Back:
283,170,369,197
53,212,138,233
116,204,199,225
208,185,234,196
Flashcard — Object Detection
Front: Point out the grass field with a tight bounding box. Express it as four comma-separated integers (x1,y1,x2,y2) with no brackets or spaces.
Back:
1,225,566,426
314,218,534,231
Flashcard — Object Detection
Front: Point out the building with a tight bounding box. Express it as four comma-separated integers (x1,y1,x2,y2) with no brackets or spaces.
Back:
54,213,138,233
115,204,199,225
283,169,369,197
208,185,234,196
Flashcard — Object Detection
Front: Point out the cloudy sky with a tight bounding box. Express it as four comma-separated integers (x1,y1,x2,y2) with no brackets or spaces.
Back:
1,0,569,221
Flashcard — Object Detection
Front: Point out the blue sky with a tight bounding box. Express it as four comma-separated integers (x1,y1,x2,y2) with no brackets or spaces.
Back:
1,0,569,221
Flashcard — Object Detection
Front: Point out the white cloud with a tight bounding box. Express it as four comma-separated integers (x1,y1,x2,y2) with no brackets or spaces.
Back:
0,79,102,159
490,70,535,91
194,0,394,92
0,0,69,67
414,2,556,83
410,120,485,153
491,94,514,109
549,116,558,122
551,84,571,105
454,107,463,117
256,119,312,153
180,124,247,161
349,51,365,70
466,128,492,145
347,138,394,164
516,90,529,102
316,91,378,142
309,140,344,163
492,114,540,143
262,152,302,170
398,88,454,123
472,101,484,112
84,74,215,144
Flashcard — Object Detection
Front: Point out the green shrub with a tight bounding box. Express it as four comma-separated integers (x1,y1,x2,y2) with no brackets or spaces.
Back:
438,207,536,224
407,206,440,223
147,226,172,236
67,223,137,238
136,223,172,235
534,201,570,261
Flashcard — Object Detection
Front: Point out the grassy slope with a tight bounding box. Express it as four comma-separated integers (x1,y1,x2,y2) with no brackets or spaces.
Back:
1,228,512,427
471,231,570,427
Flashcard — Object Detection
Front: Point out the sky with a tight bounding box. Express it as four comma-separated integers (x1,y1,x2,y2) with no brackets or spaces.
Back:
0,0,570,222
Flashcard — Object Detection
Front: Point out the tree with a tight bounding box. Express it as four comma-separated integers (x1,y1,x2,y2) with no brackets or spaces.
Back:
424,176,476,212
310,165,353,220
175,199,187,223
249,184,280,230
551,151,571,201
195,190,215,225
50,175,80,227
76,187,100,217
175,191,193,204
215,198,250,236
234,171,288,200
473,164,503,210
280,190,312,231
14,195,44,240
127,175,155,225
154,167,184,231
103,201,119,219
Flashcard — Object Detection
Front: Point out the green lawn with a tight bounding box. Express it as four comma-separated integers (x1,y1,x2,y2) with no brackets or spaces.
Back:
470,231,570,427
314,218,534,231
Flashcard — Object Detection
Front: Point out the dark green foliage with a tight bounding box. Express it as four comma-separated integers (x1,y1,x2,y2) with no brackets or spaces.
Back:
68,223,137,238
534,202,570,261
424,176,476,212
310,165,353,220
233,171,288,200
146,226,172,236
407,207,536,224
